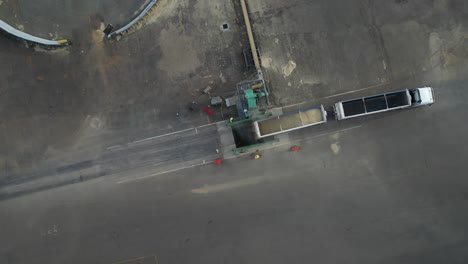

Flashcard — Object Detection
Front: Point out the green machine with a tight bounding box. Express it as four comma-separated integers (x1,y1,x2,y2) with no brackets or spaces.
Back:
244,88,266,109
235,79,269,119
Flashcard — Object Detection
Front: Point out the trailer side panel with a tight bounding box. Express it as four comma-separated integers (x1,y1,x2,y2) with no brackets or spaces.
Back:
386,91,410,108
257,117,281,136
364,95,387,112
342,99,366,117
255,105,327,138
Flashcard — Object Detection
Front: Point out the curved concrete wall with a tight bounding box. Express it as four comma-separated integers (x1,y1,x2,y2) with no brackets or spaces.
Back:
0,19,68,46
108,0,158,39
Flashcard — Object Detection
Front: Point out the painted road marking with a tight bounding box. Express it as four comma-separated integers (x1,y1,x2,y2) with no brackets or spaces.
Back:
191,176,265,194
111,255,158,264
130,127,194,145
117,161,208,184
282,82,392,109
191,126,363,194
117,125,362,184
324,82,391,99
107,145,122,150
107,122,220,150
108,82,382,151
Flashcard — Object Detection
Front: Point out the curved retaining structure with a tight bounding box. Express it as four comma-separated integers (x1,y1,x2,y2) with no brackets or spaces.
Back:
0,19,68,46
108,0,158,39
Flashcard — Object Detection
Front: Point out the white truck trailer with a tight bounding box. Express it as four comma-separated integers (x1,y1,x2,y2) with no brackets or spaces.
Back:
253,105,327,138
333,87,434,120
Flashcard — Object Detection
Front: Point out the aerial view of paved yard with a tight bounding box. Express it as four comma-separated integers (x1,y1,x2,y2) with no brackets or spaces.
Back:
1,0,468,263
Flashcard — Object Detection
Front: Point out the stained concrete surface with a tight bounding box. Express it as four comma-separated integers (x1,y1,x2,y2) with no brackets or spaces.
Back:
1,0,468,263
249,0,468,105
0,0,252,190
0,68,467,262
0,123,221,199
0,0,148,39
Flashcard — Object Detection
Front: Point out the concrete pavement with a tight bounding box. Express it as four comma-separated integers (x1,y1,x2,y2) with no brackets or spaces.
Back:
248,0,468,105
1,0,468,263
0,122,222,199
0,0,147,39
0,0,251,190
1,69,467,263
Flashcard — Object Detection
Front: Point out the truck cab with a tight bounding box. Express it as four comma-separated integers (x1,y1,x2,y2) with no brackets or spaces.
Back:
409,87,434,106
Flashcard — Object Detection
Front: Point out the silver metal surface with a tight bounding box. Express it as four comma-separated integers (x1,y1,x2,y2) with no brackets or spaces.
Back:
107,0,158,39
0,19,68,46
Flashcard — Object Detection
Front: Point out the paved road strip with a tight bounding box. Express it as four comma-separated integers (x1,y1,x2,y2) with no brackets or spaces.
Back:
117,125,363,184
106,122,219,150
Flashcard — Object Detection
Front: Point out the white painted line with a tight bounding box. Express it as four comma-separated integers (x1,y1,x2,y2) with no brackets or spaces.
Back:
117,161,208,184
191,176,265,194
117,125,362,184
130,127,194,145
106,145,122,150
129,122,219,144
270,82,391,110
199,122,222,128
276,100,309,109
324,82,391,99
107,122,220,150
